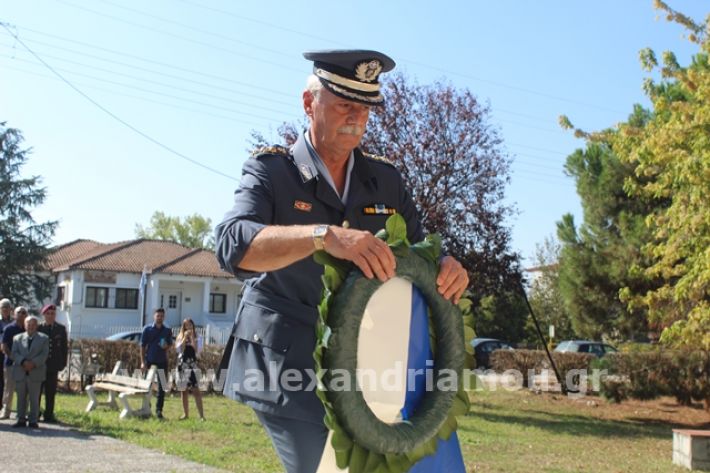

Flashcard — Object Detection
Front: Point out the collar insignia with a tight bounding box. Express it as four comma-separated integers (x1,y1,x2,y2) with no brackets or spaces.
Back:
298,163,314,181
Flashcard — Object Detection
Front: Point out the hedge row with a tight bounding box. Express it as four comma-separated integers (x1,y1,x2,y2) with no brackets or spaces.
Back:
593,350,710,408
489,349,595,388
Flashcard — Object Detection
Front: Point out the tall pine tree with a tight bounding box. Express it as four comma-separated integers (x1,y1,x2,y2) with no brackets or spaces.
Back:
557,2,708,347
0,123,57,305
555,123,659,340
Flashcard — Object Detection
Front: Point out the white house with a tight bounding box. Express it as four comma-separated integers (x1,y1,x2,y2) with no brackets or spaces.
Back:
46,239,242,342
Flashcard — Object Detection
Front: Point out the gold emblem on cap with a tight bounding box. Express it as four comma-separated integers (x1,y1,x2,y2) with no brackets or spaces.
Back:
355,60,382,83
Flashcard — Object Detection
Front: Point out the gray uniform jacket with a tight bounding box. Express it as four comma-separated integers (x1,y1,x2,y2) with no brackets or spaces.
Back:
215,132,424,422
11,332,49,383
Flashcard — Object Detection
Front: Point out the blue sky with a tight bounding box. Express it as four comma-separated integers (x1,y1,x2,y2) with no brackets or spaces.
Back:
1,1,706,265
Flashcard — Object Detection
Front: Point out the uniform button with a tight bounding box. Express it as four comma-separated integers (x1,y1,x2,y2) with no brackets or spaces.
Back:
253,334,261,343
342,220,350,228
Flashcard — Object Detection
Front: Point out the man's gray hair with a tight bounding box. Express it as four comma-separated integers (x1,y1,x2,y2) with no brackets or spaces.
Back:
24,315,40,325
14,306,28,316
305,75,323,98
0,298,11,309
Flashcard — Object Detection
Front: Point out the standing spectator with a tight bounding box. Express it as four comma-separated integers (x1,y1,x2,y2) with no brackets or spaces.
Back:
38,304,68,423
11,315,48,428
0,298,13,413
0,306,26,420
175,318,205,421
140,308,172,419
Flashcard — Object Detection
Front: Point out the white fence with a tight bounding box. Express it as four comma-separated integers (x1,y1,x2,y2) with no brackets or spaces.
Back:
71,323,231,346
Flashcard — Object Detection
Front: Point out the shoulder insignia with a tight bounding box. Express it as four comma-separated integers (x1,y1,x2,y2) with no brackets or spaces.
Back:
251,145,291,158
363,152,396,167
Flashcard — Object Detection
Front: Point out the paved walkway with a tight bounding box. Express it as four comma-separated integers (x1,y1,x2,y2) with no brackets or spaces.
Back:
0,418,228,473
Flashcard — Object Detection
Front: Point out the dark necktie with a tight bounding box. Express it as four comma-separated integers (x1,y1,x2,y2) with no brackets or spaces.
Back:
27,337,33,350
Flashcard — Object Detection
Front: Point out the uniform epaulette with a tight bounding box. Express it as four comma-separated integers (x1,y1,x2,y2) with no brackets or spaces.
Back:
251,145,291,158
363,152,395,167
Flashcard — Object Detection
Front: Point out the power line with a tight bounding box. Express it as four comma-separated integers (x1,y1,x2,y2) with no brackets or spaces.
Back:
0,48,572,184
0,24,582,146
508,142,573,156
95,0,296,60
0,31,571,141
176,0,627,115
0,62,283,129
0,33,297,108
0,22,239,181
54,0,305,74
2,26,295,97
399,57,626,115
497,118,567,136
175,0,348,47
0,50,291,124
2,60,574,188
0,42,301,120
512,156,565,173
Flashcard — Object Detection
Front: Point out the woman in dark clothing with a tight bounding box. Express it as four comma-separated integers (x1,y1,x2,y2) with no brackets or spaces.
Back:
175,318,204,421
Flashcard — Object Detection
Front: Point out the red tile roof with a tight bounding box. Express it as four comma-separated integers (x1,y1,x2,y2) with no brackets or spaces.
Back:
155,249,234,278
46,239,106,269
48,239,235,279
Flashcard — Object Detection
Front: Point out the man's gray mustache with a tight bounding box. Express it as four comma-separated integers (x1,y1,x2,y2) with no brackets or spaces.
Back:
337,125,365,135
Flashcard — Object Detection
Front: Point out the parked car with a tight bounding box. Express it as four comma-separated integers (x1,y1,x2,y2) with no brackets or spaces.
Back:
554,340,617,357
471,338,514,369
105,331,142,343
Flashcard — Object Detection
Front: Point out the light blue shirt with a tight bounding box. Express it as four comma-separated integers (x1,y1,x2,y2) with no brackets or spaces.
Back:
304,131,354,204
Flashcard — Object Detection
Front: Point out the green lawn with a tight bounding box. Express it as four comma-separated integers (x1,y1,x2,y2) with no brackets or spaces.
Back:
54,389,701,472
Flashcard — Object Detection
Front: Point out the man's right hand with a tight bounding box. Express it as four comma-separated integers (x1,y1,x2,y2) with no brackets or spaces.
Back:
324,226,396,282
140,362,146,371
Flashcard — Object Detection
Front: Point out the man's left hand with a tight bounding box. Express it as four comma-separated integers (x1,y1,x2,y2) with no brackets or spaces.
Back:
437,256,469,304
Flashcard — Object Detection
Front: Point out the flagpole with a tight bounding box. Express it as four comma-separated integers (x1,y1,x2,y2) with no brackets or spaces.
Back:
139,265,148,327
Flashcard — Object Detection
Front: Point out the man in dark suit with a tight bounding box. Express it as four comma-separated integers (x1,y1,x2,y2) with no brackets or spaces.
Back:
12,315,49,428
38,304,68,423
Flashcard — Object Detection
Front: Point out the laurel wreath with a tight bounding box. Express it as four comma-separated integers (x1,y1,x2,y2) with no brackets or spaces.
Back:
313,214,476,473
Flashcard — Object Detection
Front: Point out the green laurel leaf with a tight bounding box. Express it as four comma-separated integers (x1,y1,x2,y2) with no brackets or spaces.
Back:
385,214,408,244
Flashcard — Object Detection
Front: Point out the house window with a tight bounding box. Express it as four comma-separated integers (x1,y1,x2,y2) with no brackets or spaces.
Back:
86,286,109,308
55,286,65,305
115,288,139,309
209,293,226,313
168,295,177,309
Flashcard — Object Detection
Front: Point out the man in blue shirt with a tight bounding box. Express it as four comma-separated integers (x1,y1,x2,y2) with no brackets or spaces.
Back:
140,308,173,419
0,298,14,414
1,306,27,420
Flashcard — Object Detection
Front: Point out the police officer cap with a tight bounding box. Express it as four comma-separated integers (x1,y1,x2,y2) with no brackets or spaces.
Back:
303,49,396,106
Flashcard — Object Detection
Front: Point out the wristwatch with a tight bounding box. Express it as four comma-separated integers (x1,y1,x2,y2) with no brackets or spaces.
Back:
313,225,329,251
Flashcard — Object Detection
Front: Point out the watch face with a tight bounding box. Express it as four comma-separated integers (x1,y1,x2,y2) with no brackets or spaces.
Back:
314,225,328,250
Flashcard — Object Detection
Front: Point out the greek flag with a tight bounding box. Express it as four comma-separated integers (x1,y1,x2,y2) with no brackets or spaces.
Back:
317,280,466,472
138,265,148,301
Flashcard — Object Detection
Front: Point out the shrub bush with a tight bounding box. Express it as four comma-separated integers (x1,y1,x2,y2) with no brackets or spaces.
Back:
549,352,595,392
596,349,710,408
72,339,226,393
490,349,546,387
657,350,710,408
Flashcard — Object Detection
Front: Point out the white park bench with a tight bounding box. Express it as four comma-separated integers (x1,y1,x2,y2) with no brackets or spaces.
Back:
85,361,157,419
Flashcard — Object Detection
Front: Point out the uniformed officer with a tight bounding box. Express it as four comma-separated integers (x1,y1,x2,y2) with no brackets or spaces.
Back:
215,49,469,473
38,304,68,423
